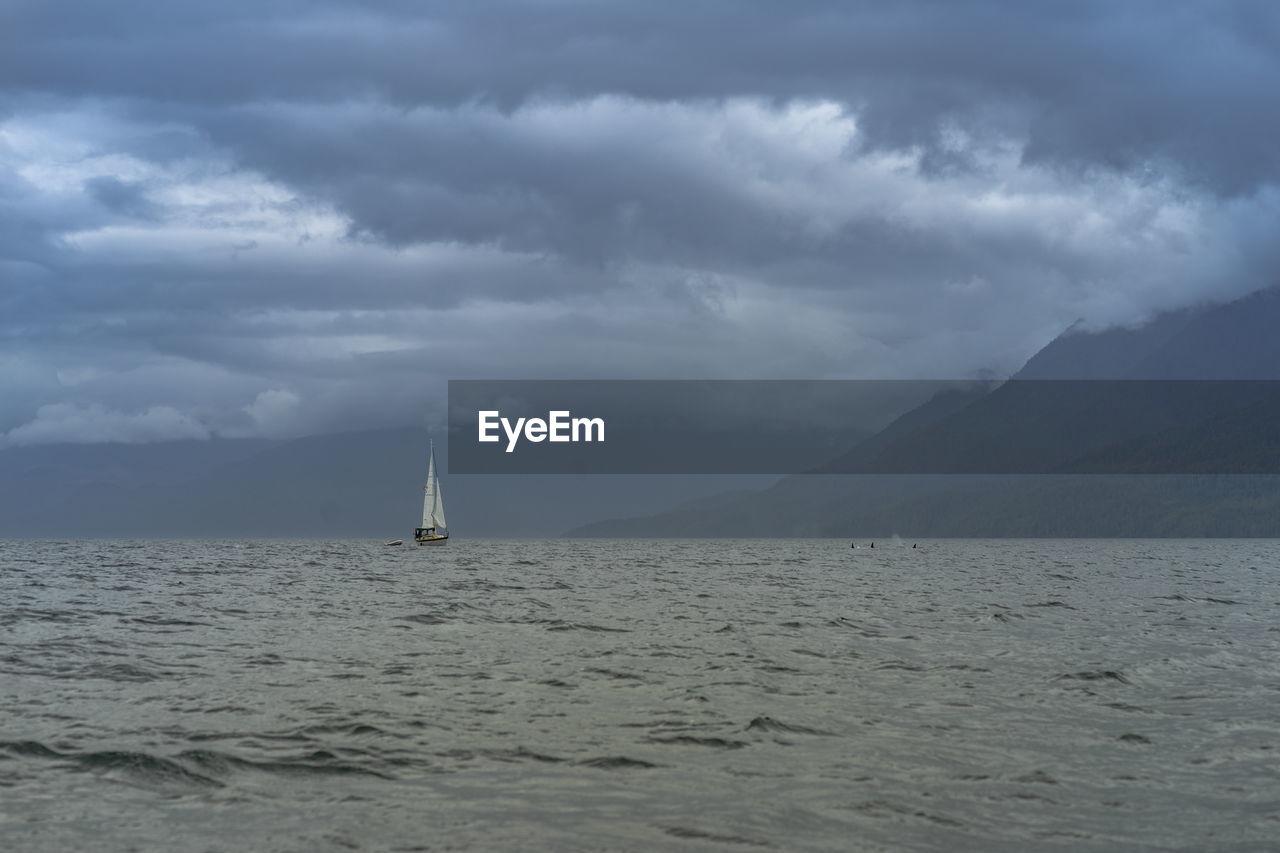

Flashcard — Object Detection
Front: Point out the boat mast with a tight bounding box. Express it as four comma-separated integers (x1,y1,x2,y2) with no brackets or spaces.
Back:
421,439,445,533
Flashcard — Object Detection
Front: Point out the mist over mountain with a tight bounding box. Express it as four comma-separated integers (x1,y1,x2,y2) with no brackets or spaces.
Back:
1017,288,1280,380
571,289,1280,537
813,289,1280,476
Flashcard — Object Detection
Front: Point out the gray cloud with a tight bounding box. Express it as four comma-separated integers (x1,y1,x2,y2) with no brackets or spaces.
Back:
9,1,1278,189
2,1,1278,445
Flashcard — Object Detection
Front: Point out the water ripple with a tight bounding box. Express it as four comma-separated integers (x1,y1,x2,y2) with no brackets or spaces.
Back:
2,538,1278,850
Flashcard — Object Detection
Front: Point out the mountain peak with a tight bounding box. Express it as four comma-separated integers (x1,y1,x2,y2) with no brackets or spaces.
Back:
1018,288,1280,379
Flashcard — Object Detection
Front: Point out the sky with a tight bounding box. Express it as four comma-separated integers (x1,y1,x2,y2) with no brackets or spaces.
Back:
3,0,1279,446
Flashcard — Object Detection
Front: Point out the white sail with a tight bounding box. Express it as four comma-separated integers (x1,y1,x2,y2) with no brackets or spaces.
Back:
421,442,447,531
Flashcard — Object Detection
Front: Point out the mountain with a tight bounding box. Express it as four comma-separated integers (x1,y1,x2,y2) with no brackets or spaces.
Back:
570,288,1280,537
1018,289,1280,380
572,473,1280,538
814,380,1280,475
813,289,1280,476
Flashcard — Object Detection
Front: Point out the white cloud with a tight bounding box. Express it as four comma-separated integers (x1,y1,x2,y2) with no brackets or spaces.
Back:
241,388,302,436
1,403,212,447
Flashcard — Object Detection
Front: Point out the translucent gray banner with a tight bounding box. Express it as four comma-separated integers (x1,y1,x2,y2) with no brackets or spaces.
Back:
447,380,1280,474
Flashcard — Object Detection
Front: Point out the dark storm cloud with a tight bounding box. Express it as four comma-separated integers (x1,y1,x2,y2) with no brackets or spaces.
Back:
8,1,1278,191
191,99,805,266
2,0,1279,445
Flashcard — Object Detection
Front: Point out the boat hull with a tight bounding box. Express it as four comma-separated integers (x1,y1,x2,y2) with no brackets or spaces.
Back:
416,534,448,546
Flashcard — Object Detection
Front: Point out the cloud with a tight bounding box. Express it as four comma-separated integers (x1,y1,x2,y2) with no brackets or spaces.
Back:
1,402,212,447
9,2,1279,189
240,388,302,437
2,2,1278,445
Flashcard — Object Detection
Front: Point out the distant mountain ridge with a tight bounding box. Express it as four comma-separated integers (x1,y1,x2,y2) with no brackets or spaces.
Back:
571,287,1280,537
1017,289,1280,380
813,288,1280,476
814,380,1280,475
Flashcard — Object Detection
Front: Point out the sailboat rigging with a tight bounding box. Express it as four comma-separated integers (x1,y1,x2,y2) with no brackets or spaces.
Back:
414,440,449,546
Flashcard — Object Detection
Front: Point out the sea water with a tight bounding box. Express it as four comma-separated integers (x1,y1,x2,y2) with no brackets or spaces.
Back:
1,538,1278,851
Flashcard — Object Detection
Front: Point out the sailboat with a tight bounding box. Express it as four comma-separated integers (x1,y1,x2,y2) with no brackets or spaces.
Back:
414,440,449,545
